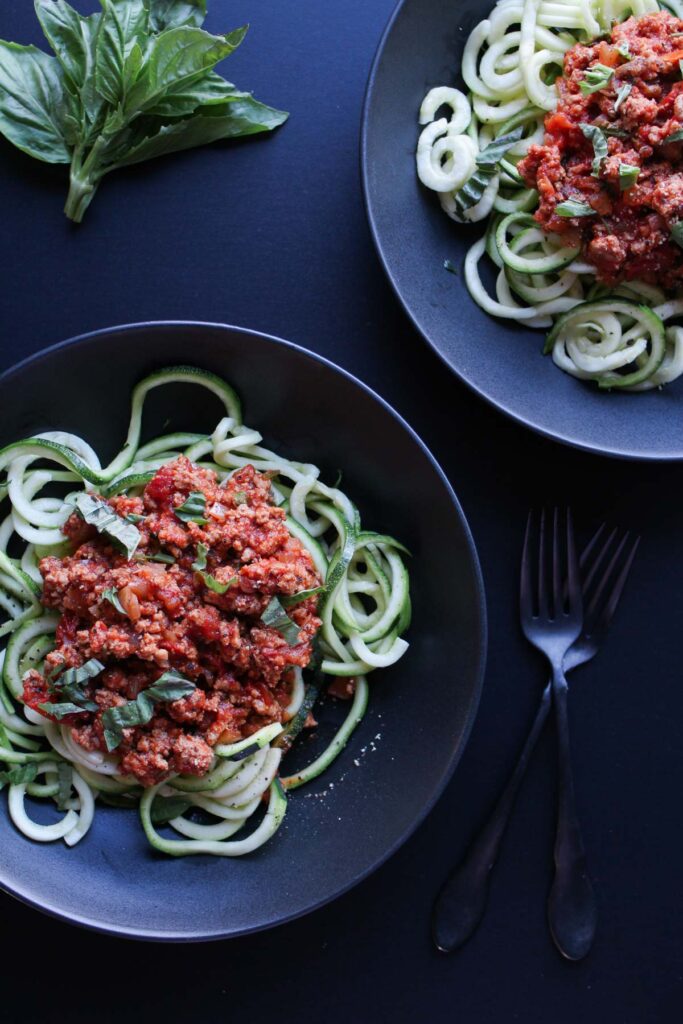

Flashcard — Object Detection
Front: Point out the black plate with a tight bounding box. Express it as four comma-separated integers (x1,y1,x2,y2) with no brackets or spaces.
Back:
361,0,683,461
0,322,486,940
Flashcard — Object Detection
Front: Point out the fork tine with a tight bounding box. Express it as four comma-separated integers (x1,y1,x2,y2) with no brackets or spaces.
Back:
589,535,640,639
581,525,618,594
538,508,549,619
552,507,563,618
579,522,606,573
520,510,535,621
565,508,582,617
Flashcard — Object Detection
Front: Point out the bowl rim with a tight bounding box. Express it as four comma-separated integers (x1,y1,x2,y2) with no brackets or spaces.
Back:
360,0,683,464
0,319,488,941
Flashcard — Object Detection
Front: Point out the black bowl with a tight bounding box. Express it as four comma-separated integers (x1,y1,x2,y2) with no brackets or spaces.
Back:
0,322,486,940
361,0,683,461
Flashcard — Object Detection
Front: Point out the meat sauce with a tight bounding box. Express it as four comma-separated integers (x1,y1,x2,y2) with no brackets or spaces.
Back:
519,12,683,286
23,458,323,786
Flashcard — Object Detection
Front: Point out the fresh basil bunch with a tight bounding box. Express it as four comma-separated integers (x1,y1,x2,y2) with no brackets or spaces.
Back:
0,1,288,222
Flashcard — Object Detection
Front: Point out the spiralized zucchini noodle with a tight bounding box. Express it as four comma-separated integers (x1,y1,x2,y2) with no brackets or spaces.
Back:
0,367,410,856
416,0,683,391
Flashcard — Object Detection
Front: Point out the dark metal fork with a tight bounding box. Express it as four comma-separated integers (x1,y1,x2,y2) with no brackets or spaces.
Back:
432,518,639,957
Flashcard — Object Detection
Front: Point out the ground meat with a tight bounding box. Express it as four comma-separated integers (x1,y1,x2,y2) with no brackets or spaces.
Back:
24,458,323,787
519,12,683,286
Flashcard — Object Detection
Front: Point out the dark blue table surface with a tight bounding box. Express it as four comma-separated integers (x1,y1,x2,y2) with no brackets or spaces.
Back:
0,2,681,1021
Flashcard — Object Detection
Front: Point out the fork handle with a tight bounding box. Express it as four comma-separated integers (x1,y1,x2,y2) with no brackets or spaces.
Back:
548,666,597,961
432,682,553,953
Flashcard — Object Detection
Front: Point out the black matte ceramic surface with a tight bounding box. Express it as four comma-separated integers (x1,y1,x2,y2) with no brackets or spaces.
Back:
361,0,683,461
0,322,486,940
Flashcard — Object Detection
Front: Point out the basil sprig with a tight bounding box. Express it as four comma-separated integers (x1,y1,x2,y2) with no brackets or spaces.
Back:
618,163,639,190
174,490,207,524
39,657,104,717
0,1,288,223
261,596,302,645
580,123,608,177
101,670,196,751
579,63,614,95
555,199,595,218
72,492,141,559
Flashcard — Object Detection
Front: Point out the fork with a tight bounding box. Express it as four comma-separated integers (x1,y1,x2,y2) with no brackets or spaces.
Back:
432,518,639,957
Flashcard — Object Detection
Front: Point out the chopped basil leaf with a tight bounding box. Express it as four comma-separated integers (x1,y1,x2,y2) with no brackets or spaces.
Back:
614,82,632,112
618,163,639,190
192,543,208,571
580,123,608,177
444,259,459,275
102,587,127,616
147,552,175,564
72,493,141,560
667,128,683,143
579,63,614,95
475,125,524,168
555,199,595,217
233,491,248,506
55,763,72,810
603,126,628,138
0,762,38,788
671,221,683,249
101,671,196,751
174,491,207,524
39,700,92,719
261,596,301,645
281,587,325,608
150,795,193,824
126,513,146,524
455,167,496,213
200,572,237,594
617,44,631,59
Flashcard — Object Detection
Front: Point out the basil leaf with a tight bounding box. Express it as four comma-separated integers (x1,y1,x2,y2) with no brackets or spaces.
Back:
39,700,92,719
147,551,175,564
0,763,38,788
444,259,458,275
555,199,595,217
126,513,145,523
102,586,127,615
174,490,207,524
72,492,141,559
261,596,301,645
474,125,524,168
618,163,639,190
143,71,241,117
666,128,683,143
149,793,193,823
34,1,100,95
614,82,632,112
0,41,73,162
671,222,683,249
617,44,631,59
199,571,236,594
147,0,207,33
112,94,288,168
49,658,103,711
192,542,208,570
55,762,72,810
233,490,248,506
603,126,627,138
580,123,608,177
95,0,149,107
281,587,324,608
101,670,195,750
579,63,614,95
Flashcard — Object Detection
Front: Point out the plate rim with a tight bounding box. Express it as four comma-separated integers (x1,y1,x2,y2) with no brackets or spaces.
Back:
360,0,683,464
0,319,488,941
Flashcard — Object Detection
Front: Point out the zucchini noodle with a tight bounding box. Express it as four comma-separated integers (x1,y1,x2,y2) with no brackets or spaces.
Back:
416,0,683,391
0,368,410,857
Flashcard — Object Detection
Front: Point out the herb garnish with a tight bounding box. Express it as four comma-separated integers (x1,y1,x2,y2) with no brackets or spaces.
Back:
150,794,192,824
618,163,639,190
666,128,683,143
72,492,140,559
146,551,175,564
192,542,208,571
281,587,325,608
671,222,683,250
474,125,524,168
102,586,127,615
444,259,459,275
233,490,248,506
261,596,301,645
174,491,207,524
454,125,524,213
199,571,237,594
0,763,38,789
579,63,615,95
39,657,104,718
0,1,288,222
579,123,608,177
555,199,595,218
55,763,72,810
614,82,632,112
617,44,631,59
126,513,145,523
101,670,195,750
